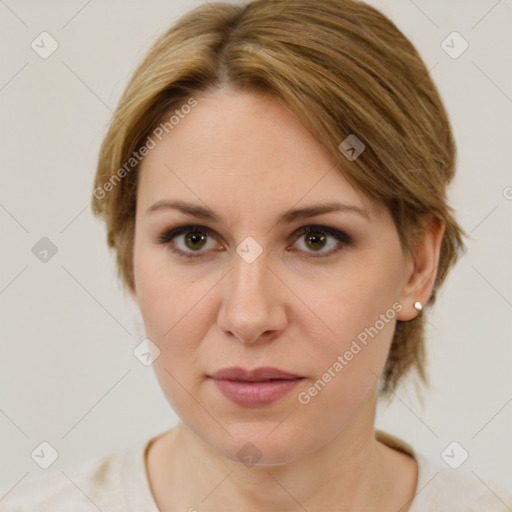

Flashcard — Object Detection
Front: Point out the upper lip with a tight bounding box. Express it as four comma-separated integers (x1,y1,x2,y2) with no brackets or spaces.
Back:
209,366,303,382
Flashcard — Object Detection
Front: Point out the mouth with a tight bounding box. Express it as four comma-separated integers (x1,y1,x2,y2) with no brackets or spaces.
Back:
209,366,303,381
208,366,305,407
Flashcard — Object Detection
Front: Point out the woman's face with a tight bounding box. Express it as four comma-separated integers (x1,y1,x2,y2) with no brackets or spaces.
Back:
133,89,414,465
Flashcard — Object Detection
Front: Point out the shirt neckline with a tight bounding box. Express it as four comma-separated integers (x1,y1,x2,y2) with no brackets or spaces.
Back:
122,435,161,512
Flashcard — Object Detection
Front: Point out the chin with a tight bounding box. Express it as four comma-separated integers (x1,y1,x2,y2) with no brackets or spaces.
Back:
203,422,314,468
223,439,306,468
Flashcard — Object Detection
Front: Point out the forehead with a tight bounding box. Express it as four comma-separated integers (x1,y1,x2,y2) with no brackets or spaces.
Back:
137,89,377,218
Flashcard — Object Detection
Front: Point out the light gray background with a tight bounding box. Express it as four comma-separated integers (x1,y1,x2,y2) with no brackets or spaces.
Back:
1,0,511,496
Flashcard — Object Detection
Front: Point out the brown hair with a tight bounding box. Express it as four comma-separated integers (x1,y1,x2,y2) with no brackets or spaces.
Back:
91,0,465,398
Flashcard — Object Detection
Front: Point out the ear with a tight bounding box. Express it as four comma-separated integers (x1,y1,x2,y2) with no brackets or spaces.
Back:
396,215,445,321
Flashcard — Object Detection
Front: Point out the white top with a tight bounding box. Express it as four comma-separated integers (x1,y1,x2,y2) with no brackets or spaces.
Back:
1,430,511,511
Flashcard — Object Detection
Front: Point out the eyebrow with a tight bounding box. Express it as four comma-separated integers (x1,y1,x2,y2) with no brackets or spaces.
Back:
146,199,370,223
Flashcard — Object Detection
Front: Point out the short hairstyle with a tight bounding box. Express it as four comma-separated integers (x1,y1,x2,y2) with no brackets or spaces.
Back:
91,0,465,398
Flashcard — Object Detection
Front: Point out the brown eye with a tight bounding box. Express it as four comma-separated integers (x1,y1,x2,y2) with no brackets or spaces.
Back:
156,225,221,258
304,231,328,251
184,231,208,250
157,224,351,260
291,225,352,257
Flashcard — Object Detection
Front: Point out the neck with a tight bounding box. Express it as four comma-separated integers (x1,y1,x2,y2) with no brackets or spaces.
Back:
147,393,415,511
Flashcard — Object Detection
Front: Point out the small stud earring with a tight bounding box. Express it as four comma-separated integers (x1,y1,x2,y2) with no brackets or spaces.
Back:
413,301,423,314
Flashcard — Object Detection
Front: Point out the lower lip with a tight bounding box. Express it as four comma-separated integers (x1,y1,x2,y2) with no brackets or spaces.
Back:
211,378,303,407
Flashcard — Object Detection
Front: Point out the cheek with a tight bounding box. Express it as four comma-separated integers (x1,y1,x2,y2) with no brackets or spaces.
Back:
134,241,186,343
133,246,222,428
297,247,405,391
133,246,169,334
133,242,218,362
306,250,403,338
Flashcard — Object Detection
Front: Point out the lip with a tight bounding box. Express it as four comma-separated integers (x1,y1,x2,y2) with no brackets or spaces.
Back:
210,366,302,381
208,366,304,407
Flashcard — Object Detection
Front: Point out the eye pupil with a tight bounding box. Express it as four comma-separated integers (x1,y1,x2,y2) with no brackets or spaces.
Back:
306,232,327,250
185,231,207,250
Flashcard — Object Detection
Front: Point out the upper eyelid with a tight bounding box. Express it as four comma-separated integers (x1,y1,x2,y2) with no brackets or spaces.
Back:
160,224,350,248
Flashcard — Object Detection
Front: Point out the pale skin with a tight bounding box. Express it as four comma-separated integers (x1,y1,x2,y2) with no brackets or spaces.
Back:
131,87,445,511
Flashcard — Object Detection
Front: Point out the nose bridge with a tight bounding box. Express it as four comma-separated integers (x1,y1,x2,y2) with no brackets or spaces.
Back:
232,254,269,302
218,251,284,343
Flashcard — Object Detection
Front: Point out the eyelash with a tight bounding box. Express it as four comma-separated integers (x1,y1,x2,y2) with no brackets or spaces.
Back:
156,224,352,260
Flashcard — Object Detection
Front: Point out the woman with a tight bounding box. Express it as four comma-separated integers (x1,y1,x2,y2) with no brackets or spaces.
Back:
2,0,510,510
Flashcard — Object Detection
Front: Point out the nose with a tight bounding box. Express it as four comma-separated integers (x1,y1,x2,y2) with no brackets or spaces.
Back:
217,254,287,344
